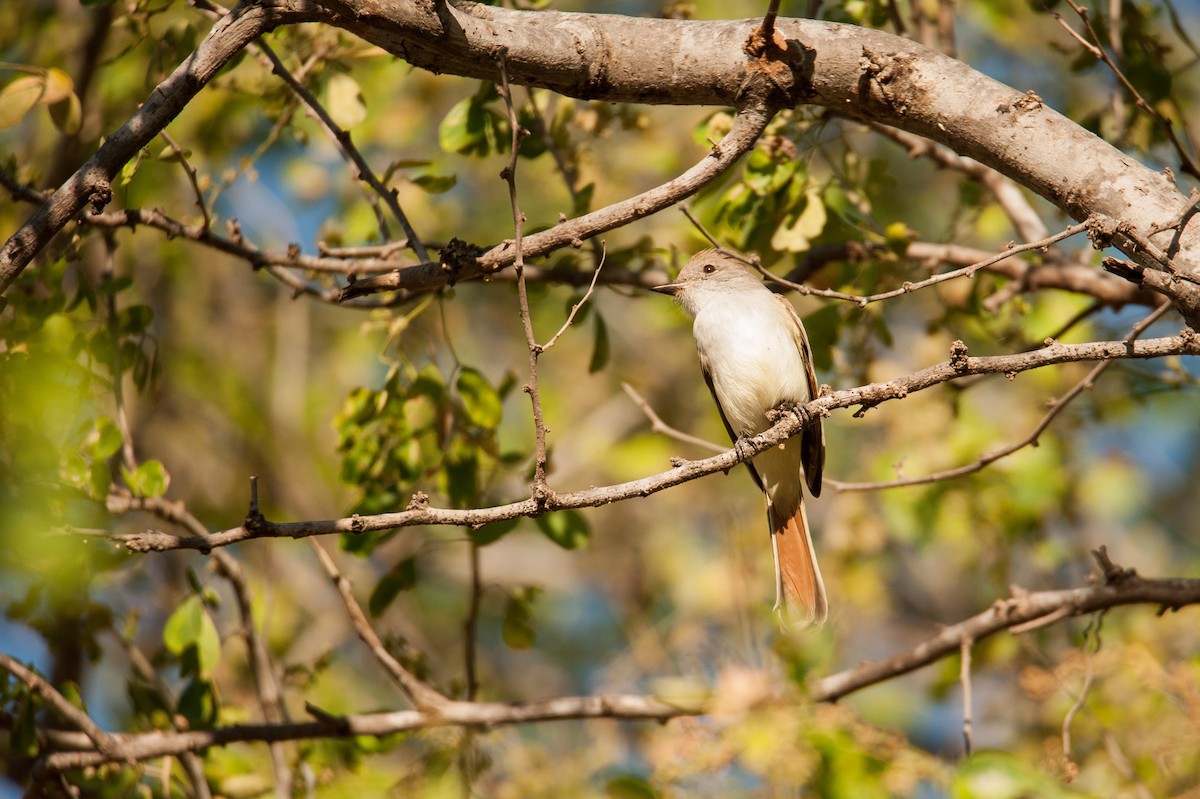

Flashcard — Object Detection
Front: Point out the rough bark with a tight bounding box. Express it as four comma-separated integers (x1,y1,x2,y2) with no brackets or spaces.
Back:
4,0,1200,321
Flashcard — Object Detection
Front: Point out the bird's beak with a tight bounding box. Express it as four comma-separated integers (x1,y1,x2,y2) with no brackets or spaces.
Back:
651,281,681,296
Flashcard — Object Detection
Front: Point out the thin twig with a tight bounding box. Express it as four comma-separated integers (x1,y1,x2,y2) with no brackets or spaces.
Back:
1056,1,1200,179
831,302,1171,492
26,556,1200,772
159,130,212,230
621,382,725,454
761,222,1089,307
255,39,432,264
495,48,552,500
0,654,122,759
212,552,292,798
308,539,448,711
539,243,607,352
810,557,1193,703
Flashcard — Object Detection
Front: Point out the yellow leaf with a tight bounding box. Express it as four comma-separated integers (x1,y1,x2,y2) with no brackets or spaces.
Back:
771,189,827,253
325,72,367,129
0,76,45,129
42,68,74,105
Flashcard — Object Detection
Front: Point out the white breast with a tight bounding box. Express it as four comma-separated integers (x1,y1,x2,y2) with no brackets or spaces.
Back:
692,291,811,437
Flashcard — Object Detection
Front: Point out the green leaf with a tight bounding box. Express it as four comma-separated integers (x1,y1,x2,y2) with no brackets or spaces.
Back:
469,517,519,546
456,367,502,428
121,459,170,498
11,694,37,758
163,595,203,654
588,313,610,373
325,73,367,129
85,416,123,460
410,172,458,194
535,510,589,550
802,305,840,373
368,556,418,616
444,448,478,507
605,774,659,799
438,93,505,156
162,595,220,676
119,149,144,186
177,677,217,728
501,590,540,650
117,304,154,335
163,595,221,680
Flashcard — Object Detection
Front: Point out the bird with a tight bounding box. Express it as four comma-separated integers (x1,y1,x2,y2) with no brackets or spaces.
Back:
653,248,827,626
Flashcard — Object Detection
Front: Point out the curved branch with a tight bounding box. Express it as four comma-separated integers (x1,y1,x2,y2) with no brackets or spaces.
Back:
116,332,1200,553
15,549,1199,774
810,549,1200,702
305,2,1200,310
0,0,319,294
339,99,775,300
11,2,1200,319
34,693,691,772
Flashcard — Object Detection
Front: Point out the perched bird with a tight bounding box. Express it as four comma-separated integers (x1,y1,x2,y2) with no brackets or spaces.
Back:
654,248,827,626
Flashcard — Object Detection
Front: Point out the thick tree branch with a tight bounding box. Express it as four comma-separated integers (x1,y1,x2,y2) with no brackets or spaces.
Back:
303,3,1200,314
116,332,1200,552
12,3,1200,321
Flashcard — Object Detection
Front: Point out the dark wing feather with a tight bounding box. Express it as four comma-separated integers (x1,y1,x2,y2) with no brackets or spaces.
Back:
776,295,825,498
702,364,765,493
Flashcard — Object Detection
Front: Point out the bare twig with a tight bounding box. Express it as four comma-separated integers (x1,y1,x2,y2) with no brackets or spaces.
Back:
116,331,1200,552
810,555,1199,703
1055,1,1200,179
0,0,313,294
22,555,1200,773
308,539,448,711
0,654,122,760
831,303,1171,492
211,551,293,798
339,101,774,299
760,222,1088,306
159,130,212,230
36,693,695,772
539,244,607,352
622,382,726,454
255,38,431,264
495,48,552,500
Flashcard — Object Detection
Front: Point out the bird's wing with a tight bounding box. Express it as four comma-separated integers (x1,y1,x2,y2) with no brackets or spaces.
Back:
702,362,765,493
776,294,825,498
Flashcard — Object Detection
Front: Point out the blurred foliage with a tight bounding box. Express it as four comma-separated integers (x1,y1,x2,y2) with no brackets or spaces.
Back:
3,0,1200,796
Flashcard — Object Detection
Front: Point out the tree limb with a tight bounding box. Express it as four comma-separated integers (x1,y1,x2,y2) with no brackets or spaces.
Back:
116,332,1200,553
809,549,1198,702
13,549,1198,773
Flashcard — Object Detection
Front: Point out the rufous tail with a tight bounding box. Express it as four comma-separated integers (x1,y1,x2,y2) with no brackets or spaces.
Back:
768,500,828,627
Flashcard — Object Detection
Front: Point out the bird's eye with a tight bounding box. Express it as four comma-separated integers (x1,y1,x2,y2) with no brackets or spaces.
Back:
702,264,716,274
